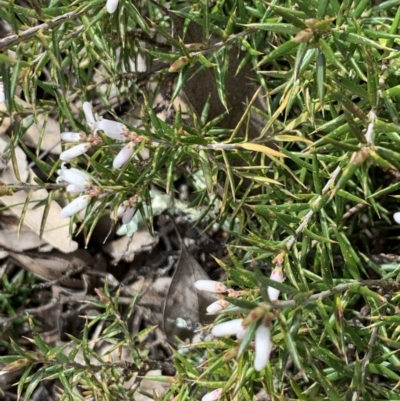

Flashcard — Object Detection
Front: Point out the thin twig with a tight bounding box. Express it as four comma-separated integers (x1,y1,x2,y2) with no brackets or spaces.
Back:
285,165,342,250
0,183,65,190
351,326,379,401
147,0,256,56
26,140,61,170
267,279,398,310
0,11,81,50
361,326,379,382
342,202,367,220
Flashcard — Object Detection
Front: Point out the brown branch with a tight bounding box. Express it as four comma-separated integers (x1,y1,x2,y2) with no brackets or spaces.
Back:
266,279,398,310
0,11,81,51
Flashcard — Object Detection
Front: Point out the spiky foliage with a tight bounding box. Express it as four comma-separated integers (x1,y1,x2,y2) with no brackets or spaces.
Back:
2,0,400,400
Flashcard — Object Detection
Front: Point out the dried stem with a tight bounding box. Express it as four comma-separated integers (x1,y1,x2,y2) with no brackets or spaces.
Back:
285,165,342,250
269,279,397,310
0,11,81,51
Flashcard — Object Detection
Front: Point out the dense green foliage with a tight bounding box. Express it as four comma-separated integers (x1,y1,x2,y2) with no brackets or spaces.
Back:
2,0,400,400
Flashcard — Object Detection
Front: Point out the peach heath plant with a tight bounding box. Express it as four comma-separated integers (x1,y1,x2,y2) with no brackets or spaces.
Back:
195,266,284,378
3,0,400,399
58,102,144,220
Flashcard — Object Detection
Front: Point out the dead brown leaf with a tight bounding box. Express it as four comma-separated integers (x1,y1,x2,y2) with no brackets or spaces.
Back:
162,232,215,344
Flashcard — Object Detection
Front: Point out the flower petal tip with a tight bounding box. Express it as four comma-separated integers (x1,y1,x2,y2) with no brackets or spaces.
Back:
195,280,227,293
201,389,223,401
211,318,244,337
106,0,119,13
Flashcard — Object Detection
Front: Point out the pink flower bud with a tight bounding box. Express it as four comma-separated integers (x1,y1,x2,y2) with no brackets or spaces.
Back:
185,43,208,51
202,389,223,401
60,195,90,218
60,143,91,161
268,267,283,302
195,280,227,293
93,119,127,141
60,132,85,142
254,323,272,372
106,0,119,13
168,56,190,73
243,306,265,326
211,318,244,337
113,142,135,169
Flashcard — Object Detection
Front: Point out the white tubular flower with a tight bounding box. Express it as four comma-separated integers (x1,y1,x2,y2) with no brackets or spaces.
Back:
122,206,135,224
202,389,223,401
211,318,245,337
0,81,4,104
82,102,127,141
60,195,90,218
93,119,127,141
66,184,86,193
57,166,92,188
113,142,135,168
115,201,129,218
83,102,95,129
60,132,85,142
268,267,283,302
195,280,227,293
236,324,248,340
60,143,91,161
394,212,400,224
206,299,229,315
254,323,272,372
110,201,135,223
106,0,119,13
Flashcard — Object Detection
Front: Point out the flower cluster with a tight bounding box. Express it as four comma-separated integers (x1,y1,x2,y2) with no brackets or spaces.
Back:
58,102,143,219
196,266,284,401
110,194,140,224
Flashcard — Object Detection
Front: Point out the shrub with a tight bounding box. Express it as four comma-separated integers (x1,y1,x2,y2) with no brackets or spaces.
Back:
2,0,400,400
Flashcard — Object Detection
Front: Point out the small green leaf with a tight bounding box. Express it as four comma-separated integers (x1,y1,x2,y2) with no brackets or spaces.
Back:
257,40,299,67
